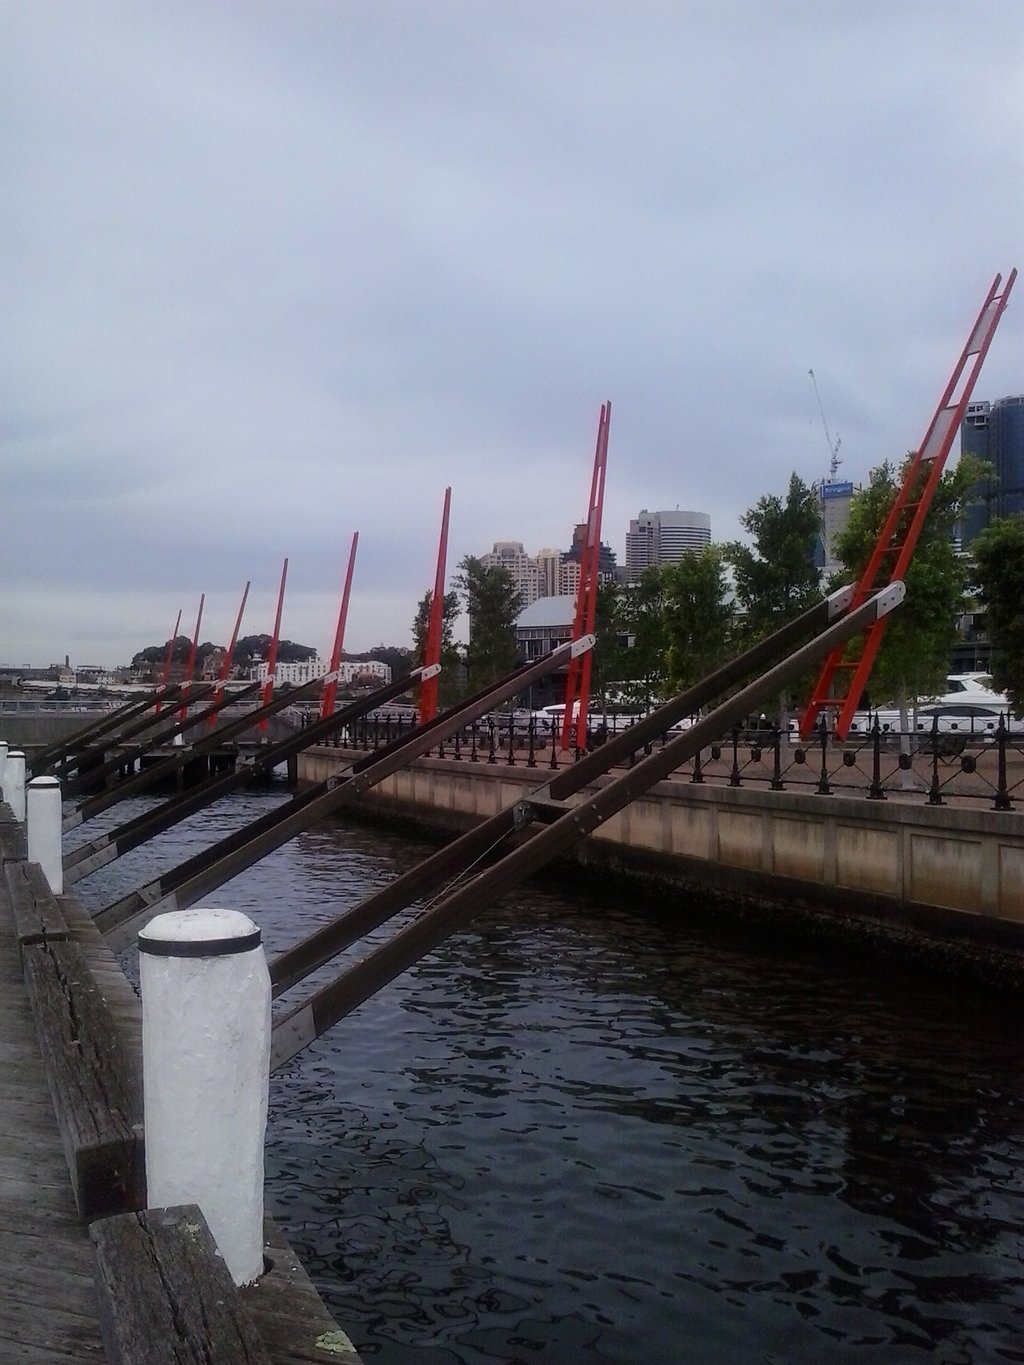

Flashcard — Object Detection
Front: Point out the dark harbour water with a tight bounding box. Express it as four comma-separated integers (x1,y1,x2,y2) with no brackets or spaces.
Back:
71,788,1024,1365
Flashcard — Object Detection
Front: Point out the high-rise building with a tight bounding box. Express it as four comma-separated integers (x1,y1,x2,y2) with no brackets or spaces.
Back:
624,509,711,581
479,541,542,608
534,548,563,598
562,523,617,583
960,395,1024,546
813,479,856,572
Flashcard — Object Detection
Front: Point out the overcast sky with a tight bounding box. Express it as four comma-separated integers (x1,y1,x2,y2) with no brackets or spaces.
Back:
2,1,1021,668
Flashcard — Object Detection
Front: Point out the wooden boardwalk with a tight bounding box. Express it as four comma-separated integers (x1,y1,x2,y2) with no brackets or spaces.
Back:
0,802,363,1365
0,870,107,1362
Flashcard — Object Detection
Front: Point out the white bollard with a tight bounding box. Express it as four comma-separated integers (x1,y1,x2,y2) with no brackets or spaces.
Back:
139,908,271,1285
0,740,8,795
5,750,26,822
27,776,64,894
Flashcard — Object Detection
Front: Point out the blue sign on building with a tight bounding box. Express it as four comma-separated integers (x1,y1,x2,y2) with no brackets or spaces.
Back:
821,481,854,499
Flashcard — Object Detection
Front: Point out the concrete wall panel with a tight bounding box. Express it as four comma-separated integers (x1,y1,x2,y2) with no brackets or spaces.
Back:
910,834,983,914
717,811,764,871
772,816,826,881
998,845,1024,923
665,803,712,859
835,825,900,896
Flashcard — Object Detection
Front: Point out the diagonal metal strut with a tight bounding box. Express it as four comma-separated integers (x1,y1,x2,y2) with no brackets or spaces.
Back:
269,582,903,1071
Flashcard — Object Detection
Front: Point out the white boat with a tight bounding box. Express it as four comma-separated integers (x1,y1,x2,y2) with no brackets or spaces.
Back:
847,673,1021,741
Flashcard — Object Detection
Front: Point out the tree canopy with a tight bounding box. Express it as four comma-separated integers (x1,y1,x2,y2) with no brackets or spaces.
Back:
830,455,981,707
131,636,225,668
412,588,462,706
454,555,521,692
726,472,821,633
232,635,317,666
661,546,735,693
971,514,1024,713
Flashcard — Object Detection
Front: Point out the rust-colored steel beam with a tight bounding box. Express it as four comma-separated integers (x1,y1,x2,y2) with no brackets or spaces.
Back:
59,683,254,798
265,583,855,1000
63,668,428,879
28,685,186,777
268,582,904,1069
94,638,592,950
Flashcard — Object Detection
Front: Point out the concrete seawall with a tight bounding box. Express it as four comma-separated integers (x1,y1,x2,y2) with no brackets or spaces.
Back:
299,746,1024,977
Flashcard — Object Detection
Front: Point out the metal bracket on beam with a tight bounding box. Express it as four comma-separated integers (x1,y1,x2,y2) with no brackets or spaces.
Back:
520,796,572,826
875,580,906,617
826,583,856,617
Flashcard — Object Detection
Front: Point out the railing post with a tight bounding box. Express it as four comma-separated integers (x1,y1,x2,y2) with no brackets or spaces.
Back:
0,740,8,794
729,727,742,787
506,714,516,766
770,724,785,791
27,776,63,893
927,716,946,806
139,908,270,1287
526,718,537,768
867,716,886,800
816,718,832,795
469,720,479,762
994,715,1012,811
4,749,26,821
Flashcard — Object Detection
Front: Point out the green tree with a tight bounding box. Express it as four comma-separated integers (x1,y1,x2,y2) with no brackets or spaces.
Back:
661,547,735,693
831,455,981,716
970,514,1024,712
726,472,821,632
412,588,462,707
589,580,633,712
453,555,521,692
616,567,668,709
131,635,193,667
231,635,316,668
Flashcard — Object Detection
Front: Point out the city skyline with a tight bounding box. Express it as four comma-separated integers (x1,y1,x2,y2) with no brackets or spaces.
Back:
1,418,1016,671
3,5,1020,668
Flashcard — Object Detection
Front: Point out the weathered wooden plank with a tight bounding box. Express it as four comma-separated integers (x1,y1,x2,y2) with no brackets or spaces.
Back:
59,891,145,1101
90,1204,273,1365
0,1296,110,1364
0,807,27,863
21,936,145,1221
5,859,69,948
241,1218,364,1364
0,1231,98,1295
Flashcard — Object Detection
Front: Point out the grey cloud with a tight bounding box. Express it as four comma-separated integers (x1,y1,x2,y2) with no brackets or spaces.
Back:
2,1,1021,666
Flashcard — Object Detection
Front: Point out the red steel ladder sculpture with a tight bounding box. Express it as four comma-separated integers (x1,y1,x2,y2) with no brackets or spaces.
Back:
561,401,611,751
800,269,1016,740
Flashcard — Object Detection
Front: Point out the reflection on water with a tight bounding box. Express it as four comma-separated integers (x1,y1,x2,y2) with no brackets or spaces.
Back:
75,791,1024,1364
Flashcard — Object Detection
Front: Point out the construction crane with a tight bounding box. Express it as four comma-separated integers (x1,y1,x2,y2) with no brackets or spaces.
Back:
808,368,842,477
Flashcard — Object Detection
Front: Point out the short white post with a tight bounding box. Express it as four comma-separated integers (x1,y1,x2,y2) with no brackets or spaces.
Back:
5,750,26,822
139,908,270,1286
0,740,8,795
27,776,63,894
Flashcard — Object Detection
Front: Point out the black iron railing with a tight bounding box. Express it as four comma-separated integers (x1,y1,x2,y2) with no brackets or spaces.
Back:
319,710,1022,811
